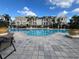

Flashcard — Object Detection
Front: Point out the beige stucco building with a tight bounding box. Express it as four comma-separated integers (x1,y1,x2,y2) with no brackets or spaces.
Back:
13,16,67,28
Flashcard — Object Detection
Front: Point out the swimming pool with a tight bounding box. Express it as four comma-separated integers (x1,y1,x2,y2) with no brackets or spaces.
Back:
10,28,67,36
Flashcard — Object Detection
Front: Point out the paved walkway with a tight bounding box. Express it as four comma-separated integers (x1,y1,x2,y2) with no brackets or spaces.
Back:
1,32,79,59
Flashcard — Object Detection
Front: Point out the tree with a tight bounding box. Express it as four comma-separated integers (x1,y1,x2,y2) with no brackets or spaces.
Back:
2,14,11,22
72,15,79,23
69,15,79,29
57,18,61,28
2,14,11,27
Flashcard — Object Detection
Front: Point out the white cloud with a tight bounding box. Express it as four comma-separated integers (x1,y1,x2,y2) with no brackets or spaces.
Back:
17,7,37,16
49,0,74,8
69,17,72,19
57,10,68,17
49,6,55,10
11,17,15,21
76,0,79,3
24,7,29,11
72,8,79,13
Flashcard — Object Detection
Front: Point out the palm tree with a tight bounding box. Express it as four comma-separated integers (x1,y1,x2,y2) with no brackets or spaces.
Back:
2,14,11,28
2,14,11,22
72,15,79,24
31,16,36,27
57,18,61,29
26,16,36,27
70,15,79,29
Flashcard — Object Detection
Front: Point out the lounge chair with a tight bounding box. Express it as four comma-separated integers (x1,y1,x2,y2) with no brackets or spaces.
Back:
0,33,16,59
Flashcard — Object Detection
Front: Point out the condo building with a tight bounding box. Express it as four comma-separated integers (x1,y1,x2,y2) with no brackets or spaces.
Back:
13,17,29,26
12,16,67,28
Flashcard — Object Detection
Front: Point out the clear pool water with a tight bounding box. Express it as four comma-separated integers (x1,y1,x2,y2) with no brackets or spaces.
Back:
10,28,67,36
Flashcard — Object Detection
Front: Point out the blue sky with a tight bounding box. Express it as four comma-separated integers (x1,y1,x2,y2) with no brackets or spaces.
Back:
0,0,79,21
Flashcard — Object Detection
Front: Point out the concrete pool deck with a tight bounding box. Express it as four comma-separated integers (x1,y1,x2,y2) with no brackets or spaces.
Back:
1,32,79,59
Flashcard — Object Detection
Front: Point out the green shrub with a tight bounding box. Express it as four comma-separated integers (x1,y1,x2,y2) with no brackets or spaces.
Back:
70,23,79,29
69,15,79,29
0,21,9,27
